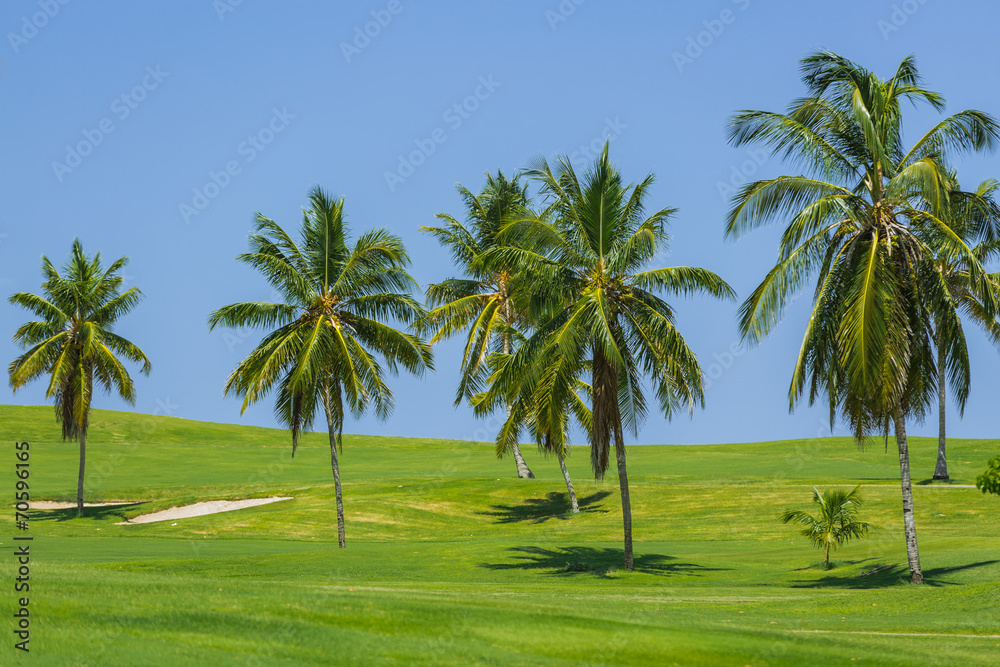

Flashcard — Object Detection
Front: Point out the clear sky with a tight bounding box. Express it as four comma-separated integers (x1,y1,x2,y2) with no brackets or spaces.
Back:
3,0,1000,445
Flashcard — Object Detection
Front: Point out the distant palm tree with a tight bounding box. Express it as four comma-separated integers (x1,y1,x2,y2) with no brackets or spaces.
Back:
727,51,1000,583
208,187,432,547
494,144,734,569
8,239,151,517
419,172,538,479
926,179,1000,481
781,486,874,568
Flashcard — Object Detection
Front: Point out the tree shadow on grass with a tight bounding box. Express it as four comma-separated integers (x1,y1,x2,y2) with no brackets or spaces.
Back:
481,546,732,579
30,503,145,523
791,560,1000,589
476,490,612,525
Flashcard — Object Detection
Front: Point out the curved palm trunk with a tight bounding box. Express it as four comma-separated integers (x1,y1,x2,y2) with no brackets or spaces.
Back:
933,340,950,481
511,440,534,479
77,430,86,518
557,453,579,513
893,409,923,584
323,385,346,548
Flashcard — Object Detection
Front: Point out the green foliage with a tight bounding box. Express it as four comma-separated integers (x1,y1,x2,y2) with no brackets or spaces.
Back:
727,51,1000,438
8,239,151,441
483,142,735,478
208,187,432,453
780,485,875,567
976,455,1000,495
417,171,535,408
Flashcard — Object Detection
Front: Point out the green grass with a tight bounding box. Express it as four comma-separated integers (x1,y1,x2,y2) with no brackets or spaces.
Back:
1,404,998,665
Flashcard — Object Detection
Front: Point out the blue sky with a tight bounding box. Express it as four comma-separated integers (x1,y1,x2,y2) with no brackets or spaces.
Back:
3,0,1000,445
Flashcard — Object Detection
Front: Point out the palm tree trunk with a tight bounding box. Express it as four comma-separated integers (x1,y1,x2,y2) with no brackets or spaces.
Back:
323,386,346,548
933,339,949,481
824,542,830,569
77,430,86,518
558,453,579,513
893,408,923,584
511,441,534,479
614,425,633,571
503,327,534,479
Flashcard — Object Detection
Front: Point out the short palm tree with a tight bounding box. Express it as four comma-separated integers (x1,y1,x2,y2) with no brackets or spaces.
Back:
926,179,1000,481
494,143,735,569
727,51,1000,584
208,187,432,548
8,239,151,517
780,486,874,568
419,172,538,478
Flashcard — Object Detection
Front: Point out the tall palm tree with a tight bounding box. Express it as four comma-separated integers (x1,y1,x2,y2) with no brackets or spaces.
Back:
926,179,1000,481
208,187,432,548
727,51,1000,583
419,172,537,478
493,144,734,569
8,239,151,517
780,485,874,568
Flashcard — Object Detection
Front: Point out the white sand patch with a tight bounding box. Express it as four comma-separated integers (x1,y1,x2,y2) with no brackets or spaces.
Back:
116,497,293,525
29,501,133,510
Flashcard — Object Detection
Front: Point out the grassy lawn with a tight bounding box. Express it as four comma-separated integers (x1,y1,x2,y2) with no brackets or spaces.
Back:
1,404,998,665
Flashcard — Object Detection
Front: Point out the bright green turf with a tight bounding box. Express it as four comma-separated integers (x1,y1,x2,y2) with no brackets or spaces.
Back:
1,405,998,665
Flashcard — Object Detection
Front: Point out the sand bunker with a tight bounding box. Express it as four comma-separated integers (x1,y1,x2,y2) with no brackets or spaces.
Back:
116,497,293,525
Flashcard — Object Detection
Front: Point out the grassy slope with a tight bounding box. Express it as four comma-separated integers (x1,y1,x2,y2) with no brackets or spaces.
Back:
1,405,998,666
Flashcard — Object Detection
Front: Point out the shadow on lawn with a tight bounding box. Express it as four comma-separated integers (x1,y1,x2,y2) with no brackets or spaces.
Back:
30,503,145,523
791,560,1000,589
476,490,612,525
481,546,731,579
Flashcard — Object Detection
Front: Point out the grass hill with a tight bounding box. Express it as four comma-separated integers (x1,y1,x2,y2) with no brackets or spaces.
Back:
1,405,998,665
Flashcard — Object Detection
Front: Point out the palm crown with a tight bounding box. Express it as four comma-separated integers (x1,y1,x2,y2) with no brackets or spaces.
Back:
9,239,151,439
728,51,1000,437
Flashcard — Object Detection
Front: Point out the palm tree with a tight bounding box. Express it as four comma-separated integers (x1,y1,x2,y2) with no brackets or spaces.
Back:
492,144,734,569
727,51,1000,583
418,172,537,479
208,187,432,548
926,179,1000,481
8,239,151,517
780,486,874,568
